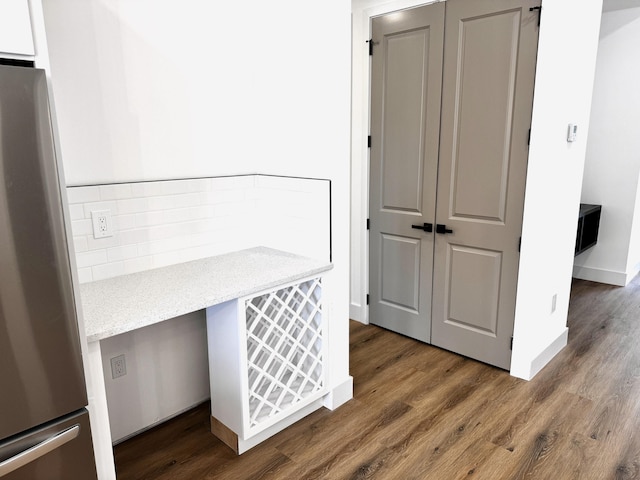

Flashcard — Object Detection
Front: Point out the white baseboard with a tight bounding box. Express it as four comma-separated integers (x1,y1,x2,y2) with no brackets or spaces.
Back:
349,302,364,322
528,328,568,380
323,376,353,410
572,264,629,286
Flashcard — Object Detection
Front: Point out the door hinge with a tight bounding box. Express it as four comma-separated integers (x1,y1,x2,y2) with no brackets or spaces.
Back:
527,128,531,146
518,236,521,252
367,218,370,230
510,336,514,350
368,135,371,148
367,294,370,305
529,6,542,26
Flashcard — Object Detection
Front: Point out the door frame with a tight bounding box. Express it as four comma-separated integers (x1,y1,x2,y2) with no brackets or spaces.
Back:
351,0,605,381
350,0,442,325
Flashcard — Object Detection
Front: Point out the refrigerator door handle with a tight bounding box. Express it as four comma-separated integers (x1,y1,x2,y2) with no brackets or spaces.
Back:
0,425,80,477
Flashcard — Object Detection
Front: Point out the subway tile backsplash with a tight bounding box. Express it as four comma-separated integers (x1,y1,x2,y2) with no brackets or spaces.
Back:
67,175,330,283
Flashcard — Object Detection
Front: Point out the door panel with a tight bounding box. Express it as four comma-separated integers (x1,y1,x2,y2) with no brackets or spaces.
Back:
380,234,421,311
451,10,522,222
447,245,502,335
431,0,540,369
369,3,445,342
381,31,431,213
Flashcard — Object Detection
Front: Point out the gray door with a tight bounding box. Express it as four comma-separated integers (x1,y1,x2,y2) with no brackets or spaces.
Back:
368,2,445,342
368,0,540,370
431,0,540,369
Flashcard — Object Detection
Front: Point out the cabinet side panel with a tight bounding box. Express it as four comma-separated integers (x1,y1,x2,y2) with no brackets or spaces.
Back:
207,300,244,435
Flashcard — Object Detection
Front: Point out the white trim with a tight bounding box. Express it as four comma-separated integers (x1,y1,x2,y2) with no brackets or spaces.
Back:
86,341,116,480
528,328,568,380
323,376,354,410
572,264,630,286
349,303,364,322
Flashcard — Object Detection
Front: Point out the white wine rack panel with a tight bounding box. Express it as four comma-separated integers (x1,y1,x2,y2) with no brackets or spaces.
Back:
245,278,324,430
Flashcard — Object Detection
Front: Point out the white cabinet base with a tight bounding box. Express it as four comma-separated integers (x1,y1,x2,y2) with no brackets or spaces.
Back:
207,276,327,454
323,376,354,411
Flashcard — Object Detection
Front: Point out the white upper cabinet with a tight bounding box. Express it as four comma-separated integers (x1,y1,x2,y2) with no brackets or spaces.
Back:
0,0,34,56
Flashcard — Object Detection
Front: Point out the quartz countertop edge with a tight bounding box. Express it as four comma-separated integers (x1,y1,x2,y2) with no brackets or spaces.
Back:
80,247,333,342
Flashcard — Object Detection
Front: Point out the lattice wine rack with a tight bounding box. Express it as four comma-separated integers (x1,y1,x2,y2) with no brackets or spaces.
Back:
207,276,327,454
245,277,324,428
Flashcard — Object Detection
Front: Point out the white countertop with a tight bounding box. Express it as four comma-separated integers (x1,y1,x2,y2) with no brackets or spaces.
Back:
80,247,332,342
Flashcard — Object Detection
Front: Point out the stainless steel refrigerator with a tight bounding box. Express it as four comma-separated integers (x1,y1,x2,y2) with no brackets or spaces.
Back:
0,64,97,478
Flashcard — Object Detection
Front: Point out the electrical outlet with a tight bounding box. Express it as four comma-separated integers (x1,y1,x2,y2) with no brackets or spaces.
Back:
91,210,113,239
110,354,127,379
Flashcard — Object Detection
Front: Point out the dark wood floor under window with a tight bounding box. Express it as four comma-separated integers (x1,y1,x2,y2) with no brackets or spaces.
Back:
114,277,640,479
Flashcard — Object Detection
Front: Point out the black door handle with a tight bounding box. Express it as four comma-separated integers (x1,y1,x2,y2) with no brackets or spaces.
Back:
412,223,433,233
436,224,453,234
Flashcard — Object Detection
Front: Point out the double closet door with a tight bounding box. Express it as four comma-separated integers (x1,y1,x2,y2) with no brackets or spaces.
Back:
368,0,540,369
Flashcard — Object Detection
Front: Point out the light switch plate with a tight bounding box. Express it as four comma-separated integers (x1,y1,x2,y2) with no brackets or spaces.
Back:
567,123,578,142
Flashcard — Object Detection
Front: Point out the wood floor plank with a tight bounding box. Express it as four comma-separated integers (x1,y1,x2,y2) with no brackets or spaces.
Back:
357,369,515,478
273,398,384,463
115,275,640,479
423,438,510,480
496,392,600,480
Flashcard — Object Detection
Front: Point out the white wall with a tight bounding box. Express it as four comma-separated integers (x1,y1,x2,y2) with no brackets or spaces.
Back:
350,0,603,380
510,0,603,379
100,312,209,442
42,0,352,446
573,4,640,286
42,0,351,187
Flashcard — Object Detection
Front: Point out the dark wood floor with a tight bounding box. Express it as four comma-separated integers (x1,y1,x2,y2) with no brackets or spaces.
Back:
114,277,640,479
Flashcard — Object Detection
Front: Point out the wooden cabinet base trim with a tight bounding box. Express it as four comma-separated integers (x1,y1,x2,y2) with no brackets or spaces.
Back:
210,416,238,454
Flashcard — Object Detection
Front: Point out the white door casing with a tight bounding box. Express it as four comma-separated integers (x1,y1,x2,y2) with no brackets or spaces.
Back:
368,0,540,369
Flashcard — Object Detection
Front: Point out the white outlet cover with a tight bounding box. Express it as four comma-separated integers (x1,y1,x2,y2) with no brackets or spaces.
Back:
91,209,114,239
110,354,126,379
